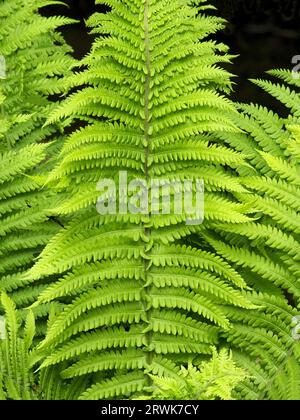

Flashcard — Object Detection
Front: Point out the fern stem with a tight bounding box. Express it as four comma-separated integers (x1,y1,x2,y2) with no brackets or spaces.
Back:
142,0,154,382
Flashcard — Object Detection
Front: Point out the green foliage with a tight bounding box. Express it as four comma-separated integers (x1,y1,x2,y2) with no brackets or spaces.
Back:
25,0,257,399
267,344,300,401
0,0,299,402
210,72,300,400
213,73,300,302
0,292,89,400
0,0,76,320
0,292,37,399
0,0,75,150
0,100,59,311
141,348,247,400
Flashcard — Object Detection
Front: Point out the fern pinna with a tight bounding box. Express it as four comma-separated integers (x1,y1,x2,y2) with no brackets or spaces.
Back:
0,0,75,319
26,0,256,399
210,72,300,400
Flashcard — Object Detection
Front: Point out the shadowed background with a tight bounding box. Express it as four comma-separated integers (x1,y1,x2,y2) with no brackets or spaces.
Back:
42,0,300,114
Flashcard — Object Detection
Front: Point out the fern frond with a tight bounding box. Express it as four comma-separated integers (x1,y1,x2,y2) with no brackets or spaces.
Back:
208,70,300,400
29,0,255,398
0,0,76,324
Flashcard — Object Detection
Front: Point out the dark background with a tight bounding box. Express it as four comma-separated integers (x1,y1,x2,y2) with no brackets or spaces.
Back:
43,0,300,113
